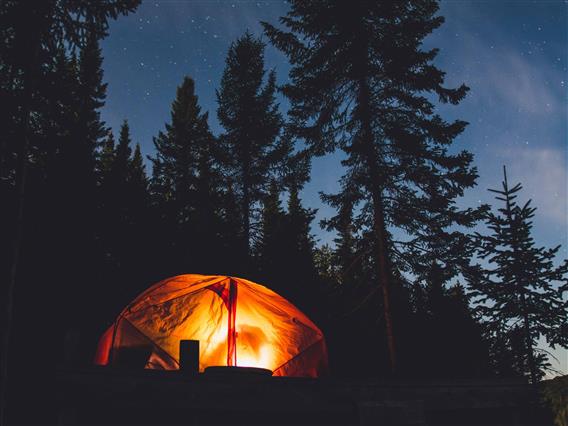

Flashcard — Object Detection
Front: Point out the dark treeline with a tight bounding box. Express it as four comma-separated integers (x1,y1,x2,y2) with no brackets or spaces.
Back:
1,2,141,424
1,2,567,422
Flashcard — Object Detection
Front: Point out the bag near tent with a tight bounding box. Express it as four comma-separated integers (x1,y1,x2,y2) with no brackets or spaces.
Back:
94,274,328,377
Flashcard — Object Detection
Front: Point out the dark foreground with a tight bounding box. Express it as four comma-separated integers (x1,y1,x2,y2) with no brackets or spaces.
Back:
47,368,553,426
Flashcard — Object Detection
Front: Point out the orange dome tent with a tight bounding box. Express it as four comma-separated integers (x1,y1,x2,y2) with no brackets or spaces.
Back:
94,274,328,377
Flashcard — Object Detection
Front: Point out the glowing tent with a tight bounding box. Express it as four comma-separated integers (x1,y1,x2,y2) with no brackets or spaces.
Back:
94,274,328,377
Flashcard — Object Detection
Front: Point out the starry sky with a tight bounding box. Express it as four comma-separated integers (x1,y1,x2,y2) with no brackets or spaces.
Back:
99,0,567,375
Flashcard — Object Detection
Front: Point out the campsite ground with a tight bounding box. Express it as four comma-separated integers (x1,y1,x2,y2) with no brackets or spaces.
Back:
50,367,554,426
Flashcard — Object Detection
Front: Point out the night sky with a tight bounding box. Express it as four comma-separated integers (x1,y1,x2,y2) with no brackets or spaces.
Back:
99,1,567,375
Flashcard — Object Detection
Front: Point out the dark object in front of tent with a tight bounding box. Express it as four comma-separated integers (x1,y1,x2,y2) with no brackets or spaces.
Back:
179,340,199,375
113,345,152,369
204,366,273,377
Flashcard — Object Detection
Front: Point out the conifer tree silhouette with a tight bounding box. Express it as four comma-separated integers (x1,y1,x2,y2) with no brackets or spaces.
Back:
217,32,282,271
256,178,318,313
263,0,484,374
99,121,151,311
150,77,222,274
469,166,568,383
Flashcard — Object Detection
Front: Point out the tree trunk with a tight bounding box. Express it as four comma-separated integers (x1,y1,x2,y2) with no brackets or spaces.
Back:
520,291,538,384
503,167,538,385
242,186,250,256
241,148,251,270
372,191,397,375
358,76,397,375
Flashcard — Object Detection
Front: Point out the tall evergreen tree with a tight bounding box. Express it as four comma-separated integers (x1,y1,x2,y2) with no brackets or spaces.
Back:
468,167,568,383
257,180,286,284
98,121,152,318
127,143,150,255
108,120,134,233
99,131,116,179
217,179,245,274
322,182,365,290
256,178,318,312
77,32,109,168
263,0,484,374
150,77,221,274
314,245,339,286
12,36,107,350
285,182,319,311
99,123,132,274
115,120,133,177
129,143,149,205
216,31,283,270
50,35,107,331
319,182,386,377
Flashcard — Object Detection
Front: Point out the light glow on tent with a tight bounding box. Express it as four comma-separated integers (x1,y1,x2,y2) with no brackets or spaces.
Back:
234,317,275,369
238,344,272,368
201,318,276,369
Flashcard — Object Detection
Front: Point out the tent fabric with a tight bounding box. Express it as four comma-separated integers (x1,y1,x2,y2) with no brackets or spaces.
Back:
94,274,328,377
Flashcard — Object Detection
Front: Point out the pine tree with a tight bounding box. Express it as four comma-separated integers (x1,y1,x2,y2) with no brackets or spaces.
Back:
109,119,133,223
77,33,109,163
150,76,221,274
122,140,151,300
321,182,364,289
191,125,224,274
129,143,149,202
127,143,150,243
257,180,286,285
56,34,108,320
99,131,116,179
98,121,152,314
99,120,133,265
98,129,118,271
263,0,484,375
320,182,386,377
286,183,319,309
469,167,568,383
115,120,133,178
216,31,283,269
256,178,318,312
314,245,340,289
217,179,244,275
15,35,109,344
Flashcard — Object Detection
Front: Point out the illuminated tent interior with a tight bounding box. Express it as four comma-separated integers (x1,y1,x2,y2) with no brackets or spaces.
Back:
94,274,328,377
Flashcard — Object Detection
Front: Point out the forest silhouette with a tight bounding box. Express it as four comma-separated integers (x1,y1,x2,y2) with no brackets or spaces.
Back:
1,1,567,424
